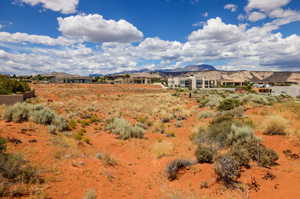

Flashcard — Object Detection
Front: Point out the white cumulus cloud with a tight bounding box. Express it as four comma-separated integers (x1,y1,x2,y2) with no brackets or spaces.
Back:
224,4,238,12
58,14,144,43
0,32,74,46
248,12,267,22
19,0,79,14
246,0,292,13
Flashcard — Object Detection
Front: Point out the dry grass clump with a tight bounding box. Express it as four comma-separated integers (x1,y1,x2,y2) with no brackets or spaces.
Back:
263,115,289,135
165,159,193,181
106,118,144,140
152,141,173,158
96,153,117,167
198,111,215,119
3,103,68,132
83,189,97,199
159,110,174,123
0,138,43,197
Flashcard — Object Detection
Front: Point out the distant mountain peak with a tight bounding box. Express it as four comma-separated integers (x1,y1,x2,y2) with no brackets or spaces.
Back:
179,64,217,72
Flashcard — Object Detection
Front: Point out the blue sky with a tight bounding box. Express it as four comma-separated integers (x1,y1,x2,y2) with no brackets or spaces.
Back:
0,0,300,75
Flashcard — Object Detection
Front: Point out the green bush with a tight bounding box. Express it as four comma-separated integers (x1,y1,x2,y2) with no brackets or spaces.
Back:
198,111,215,119
3,103,68,132
3,103,32,122
165,159,192,181
106,118,144,140
228,147,251,168
0,138,7,153
31,109,56,125
198,98,209,108
0,76,30,95
226,124,257,146
257,147,279,168
218,98,240,111
0,145,43,197
215,154,240,187
195,146,215,163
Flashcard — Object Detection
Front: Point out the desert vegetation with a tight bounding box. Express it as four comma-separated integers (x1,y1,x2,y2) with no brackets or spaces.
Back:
0,76,31,95
0,84,300,199
0,137,43,197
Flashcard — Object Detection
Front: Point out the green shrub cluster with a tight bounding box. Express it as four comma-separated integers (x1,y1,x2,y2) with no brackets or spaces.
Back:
3,103,68,132
106,118,144,140
195,91,287,110
0,137,43,197
198,111,215,119
0,138,6,153
215,155,240,187
165,159,192,181
0,76,30,95
192,112,279,187
218,98,240,111
195,146,215,163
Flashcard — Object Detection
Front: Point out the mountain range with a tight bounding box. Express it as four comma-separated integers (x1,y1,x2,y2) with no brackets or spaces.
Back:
89,64,217,77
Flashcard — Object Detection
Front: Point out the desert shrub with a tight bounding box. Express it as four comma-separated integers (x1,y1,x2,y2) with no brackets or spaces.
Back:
196,113,258,148
263,115,288,135
3,103,68,132
106,118,144,140
233,138,278,168
244,94,270,105
160,111,173,123
174,109,191,121
96,153,117,167
198,98,209,108
0,138,6,153
89,115,100,123
48,125,56,134
0,144,42,197
52,117,69,131
83,189,97,199
195,119,235,148
206,95,223,108
256,147,279,168
195,146,215,163
3,103,32,122
0,76,30,95
226,124,257,146
175,120,182,128
0,154,39,183
215,154,240,187
198,111,215,119
68,119,77,129
73,128,86,141
30,108,56,125
79,119,91,127
211,111,236,124
226,106,245,118
165,159,192,181
218,98,240,111
228,147,251,168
